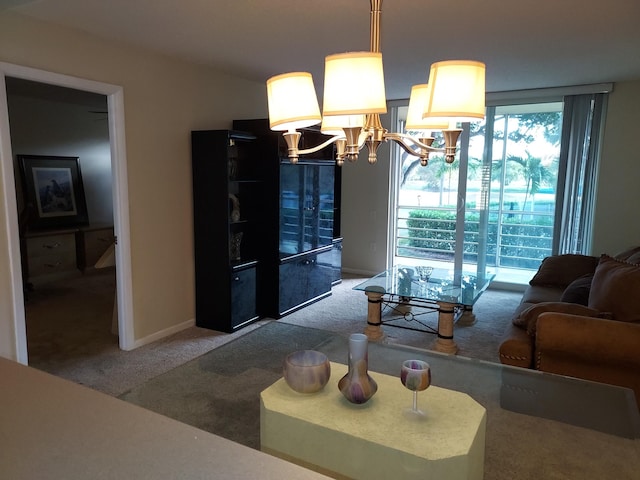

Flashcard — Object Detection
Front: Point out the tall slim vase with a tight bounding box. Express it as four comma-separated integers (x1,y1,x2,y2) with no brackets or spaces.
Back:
338,333,378,404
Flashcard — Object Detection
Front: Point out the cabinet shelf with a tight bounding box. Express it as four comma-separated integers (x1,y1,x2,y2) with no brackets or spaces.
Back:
231,259,258,271
230,179,262,184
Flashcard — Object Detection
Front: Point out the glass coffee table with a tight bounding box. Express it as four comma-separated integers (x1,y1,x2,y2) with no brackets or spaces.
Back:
353,265,495,354
262,331,640,479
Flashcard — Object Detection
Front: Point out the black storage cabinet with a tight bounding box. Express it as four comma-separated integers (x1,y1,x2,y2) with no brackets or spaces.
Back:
233,118,342,318
191,129,262,332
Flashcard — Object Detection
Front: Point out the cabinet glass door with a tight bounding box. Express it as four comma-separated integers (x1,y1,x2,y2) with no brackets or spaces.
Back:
280,162,335,255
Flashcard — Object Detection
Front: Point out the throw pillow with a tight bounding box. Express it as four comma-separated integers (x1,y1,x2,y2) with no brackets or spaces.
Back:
529,254,599,288
588,254,640,323
626,251,640,265
614,246,640,262
515,302,603,336
560,274,593,305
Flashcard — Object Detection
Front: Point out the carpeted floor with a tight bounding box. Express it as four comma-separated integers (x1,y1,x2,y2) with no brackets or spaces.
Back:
118,321,640,480
278,274,522,363
23,270,640,479
25,270,523,395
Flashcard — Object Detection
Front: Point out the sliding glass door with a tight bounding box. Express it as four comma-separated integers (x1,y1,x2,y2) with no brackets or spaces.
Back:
389,88,607,285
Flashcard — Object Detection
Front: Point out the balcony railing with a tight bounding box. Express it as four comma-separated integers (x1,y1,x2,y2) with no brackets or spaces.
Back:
395,205,554,272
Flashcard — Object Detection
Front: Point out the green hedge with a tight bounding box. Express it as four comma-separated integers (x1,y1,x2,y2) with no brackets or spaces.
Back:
404,209,553,269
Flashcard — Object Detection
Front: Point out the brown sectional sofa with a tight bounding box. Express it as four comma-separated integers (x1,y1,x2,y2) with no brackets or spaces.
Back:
499,247,640,408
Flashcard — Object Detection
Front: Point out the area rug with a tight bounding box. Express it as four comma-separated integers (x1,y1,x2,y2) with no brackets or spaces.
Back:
119,322,639,480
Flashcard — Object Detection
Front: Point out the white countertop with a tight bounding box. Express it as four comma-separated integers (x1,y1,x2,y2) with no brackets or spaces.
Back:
0,357,330,479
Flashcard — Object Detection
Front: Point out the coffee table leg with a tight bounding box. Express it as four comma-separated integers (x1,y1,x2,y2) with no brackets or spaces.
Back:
434,301,458,354
364,290,385,342
457,305,477,326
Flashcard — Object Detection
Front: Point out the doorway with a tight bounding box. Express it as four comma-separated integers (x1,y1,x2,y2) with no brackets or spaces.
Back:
0,62,135,363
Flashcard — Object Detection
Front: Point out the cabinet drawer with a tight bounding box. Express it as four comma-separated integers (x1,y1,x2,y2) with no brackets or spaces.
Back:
26,232,77,278
28,252,77,277
26,233,76,259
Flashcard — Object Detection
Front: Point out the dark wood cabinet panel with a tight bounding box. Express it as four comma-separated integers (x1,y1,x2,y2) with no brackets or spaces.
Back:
230,264,258,330
278,247,332,316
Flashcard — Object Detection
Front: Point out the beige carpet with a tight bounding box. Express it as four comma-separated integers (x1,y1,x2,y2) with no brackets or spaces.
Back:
278,274,521,363
25,268,268,396
119,321,640,480
25,270,520,396
23,270,640,479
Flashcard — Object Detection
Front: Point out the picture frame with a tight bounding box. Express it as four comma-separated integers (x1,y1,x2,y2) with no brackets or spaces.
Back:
19,154,89,230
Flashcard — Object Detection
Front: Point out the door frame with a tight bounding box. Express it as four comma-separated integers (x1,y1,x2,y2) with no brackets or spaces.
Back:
0,62,135,363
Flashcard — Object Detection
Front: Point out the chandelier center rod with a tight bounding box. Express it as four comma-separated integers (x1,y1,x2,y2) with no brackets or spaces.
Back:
370,0,382,53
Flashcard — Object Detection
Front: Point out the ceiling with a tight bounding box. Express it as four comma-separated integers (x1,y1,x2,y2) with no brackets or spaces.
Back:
3,0,640,100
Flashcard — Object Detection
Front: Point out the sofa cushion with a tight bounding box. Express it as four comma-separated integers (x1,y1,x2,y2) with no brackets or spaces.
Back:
529,254,599,288
516,302,603,336
588,255,640,323
560,274,593,305
521,285,564,305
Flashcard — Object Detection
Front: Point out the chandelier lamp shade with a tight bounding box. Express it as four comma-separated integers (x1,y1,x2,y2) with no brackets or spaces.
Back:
322,52,387,116
266,72,321,131
266,0,486,167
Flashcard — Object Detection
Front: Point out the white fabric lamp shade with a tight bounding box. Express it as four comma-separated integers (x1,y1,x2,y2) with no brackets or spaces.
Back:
267,72,322,131
406,84,449,131
423,60,486,122
320,114,365,135
323,52,387,116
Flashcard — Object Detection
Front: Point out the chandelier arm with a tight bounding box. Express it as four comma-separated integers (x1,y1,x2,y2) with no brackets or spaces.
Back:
384,133,444,154
296,135,345,156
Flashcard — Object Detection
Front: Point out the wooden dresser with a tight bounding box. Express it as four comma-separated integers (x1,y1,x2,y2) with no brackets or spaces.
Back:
23,224,114,284
76,224,116,272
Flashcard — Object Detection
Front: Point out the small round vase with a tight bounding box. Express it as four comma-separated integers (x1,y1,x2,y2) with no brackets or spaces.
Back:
338,333,377,404
283,350,331,394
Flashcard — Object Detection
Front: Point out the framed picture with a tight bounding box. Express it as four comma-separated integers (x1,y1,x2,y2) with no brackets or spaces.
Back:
19,154,89,230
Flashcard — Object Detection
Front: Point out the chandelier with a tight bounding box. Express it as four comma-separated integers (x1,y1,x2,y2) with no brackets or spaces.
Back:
265,0,486,167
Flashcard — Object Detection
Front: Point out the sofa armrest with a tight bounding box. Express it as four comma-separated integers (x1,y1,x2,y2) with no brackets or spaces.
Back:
535,313,640,365
535,312,640,407
499,323,534,368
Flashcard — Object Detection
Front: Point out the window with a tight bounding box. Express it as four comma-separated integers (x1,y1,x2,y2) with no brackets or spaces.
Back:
388,86,610,285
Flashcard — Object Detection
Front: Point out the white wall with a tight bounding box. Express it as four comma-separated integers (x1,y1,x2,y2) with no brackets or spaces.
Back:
592,80,640,255
0,11,268,360
340,129,392,277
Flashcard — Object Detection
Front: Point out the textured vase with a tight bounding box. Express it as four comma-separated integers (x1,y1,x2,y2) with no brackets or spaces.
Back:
283,350,331,394
338,333,378,404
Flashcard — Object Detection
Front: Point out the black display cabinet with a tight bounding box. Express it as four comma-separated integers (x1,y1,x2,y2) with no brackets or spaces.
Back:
191,129,262,332
233,118,342,318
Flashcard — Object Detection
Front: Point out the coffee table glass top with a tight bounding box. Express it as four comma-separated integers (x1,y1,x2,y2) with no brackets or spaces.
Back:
353,265,496,306
314,335,640,439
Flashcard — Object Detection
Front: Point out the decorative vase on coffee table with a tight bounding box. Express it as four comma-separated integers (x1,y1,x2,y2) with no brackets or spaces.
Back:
338,333,378,404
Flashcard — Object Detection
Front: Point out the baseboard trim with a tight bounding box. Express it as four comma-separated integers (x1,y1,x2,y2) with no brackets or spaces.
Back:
130,318,195,349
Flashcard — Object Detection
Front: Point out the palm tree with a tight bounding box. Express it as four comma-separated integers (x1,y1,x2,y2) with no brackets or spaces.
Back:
506,152,555,211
